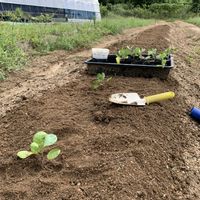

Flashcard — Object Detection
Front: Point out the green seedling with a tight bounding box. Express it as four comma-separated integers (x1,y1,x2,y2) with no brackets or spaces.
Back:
133,47,145,58
156,52,168,67
116,47,132,64
91,72,112,90
156,48,172,67
17,131,61,160
147,48,157,59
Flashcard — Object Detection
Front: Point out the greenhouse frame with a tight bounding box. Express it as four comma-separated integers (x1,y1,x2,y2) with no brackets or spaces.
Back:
0,0,101,21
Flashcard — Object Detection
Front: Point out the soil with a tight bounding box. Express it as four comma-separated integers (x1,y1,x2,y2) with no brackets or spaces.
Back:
0,21,200,200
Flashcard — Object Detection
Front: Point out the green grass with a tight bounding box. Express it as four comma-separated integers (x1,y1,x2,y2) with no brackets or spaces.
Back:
186,17,200,26
0,17,155,80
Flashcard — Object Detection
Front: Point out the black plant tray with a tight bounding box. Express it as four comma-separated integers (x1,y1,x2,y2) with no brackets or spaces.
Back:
85,54,174,80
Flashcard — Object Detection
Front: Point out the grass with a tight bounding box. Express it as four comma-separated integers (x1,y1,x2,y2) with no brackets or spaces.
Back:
186,17,200,26
0,17,155,80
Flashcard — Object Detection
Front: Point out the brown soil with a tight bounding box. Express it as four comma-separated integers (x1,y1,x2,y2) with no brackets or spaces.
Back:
0,22,200,200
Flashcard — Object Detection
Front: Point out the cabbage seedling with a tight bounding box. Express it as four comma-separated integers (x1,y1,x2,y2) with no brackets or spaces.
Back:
133,47,145,58
116,47,132,64
91,72,112,90
17,131,61,160
147,48,157,59
156,48,172,67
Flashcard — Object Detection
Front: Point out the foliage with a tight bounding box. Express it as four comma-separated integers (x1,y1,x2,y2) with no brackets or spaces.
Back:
0,37,26,80
186,17,200,26
17,131,61,160
116,47,132,63
116,47,144,63
31,14,54,23
101,3,194,19
0,8,31,22
147,48,157,59
115,47,172,67
192,0,200,13
148,3,192,19
91,72,112,90
0,17,154,79
133,47,145,57
0,8,53,23
99,0,192,6
100,5,109,17
156,48,172,67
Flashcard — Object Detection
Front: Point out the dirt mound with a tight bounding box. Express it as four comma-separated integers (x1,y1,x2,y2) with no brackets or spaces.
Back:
109,24,170,52
0,22,200,200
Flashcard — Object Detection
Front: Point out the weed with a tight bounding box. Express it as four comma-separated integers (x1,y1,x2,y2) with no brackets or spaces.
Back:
17,131,61,160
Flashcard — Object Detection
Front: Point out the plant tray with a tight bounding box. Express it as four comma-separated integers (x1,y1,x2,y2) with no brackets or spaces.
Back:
85,54,174,79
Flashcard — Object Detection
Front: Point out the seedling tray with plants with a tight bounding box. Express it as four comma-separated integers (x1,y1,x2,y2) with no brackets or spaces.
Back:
85,47,174,79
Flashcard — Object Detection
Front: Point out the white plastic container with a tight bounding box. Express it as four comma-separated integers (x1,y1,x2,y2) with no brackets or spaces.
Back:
92,48,109,59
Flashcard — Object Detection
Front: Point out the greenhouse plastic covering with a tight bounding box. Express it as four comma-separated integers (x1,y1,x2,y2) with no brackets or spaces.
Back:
0,0,100,13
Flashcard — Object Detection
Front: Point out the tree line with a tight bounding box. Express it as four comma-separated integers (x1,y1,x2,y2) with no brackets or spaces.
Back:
99,0,196,6
99,0,199,13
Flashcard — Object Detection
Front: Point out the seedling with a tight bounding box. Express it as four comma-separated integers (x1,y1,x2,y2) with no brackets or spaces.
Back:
156,48,172,67
91,72,112,90
17,131,61,160
147,48,157,60
133,47,145,58
116,47,132,64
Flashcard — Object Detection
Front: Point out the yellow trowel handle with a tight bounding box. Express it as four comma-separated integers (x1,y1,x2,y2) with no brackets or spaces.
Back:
144,92,175,105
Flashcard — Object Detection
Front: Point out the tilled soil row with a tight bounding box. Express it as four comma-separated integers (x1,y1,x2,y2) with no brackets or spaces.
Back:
0,22,199,200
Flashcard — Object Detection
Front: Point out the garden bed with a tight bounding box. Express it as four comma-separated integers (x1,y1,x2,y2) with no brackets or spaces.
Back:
0,23,200,200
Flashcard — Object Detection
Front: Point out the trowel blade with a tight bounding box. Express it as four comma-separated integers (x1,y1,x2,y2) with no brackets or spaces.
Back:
109,93,146,106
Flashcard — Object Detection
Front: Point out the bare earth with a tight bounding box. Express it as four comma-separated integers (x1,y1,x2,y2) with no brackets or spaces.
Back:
0,21,199,200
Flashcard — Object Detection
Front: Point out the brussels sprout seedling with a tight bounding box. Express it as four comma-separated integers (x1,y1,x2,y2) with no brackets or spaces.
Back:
17,131,61,160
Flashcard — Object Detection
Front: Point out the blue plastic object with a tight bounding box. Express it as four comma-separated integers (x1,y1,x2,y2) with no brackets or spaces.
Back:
191,107,200,121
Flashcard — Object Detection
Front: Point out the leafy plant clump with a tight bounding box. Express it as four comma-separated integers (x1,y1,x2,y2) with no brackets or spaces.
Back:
115,46,172,67
91,72,112,90
156,48,172,67
116,47,132,64
133,47,145,58
147,48,157,59
17,131,61,160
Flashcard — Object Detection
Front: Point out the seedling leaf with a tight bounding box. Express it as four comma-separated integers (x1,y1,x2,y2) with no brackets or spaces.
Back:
17,151,33,159
97,73,105,81
30,142,40,153
17,131,61,160
44,134,57,147
47,148,61,160
33,131,47,145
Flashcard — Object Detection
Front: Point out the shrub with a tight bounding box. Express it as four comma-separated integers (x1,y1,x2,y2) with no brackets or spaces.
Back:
148,3,192,19
106,3,193,19
100,5,109,17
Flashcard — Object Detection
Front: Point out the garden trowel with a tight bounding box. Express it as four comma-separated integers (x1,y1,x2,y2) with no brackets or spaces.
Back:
109,92,175,106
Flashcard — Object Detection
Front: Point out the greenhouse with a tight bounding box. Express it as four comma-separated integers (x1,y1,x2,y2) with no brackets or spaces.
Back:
0,0,101,21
